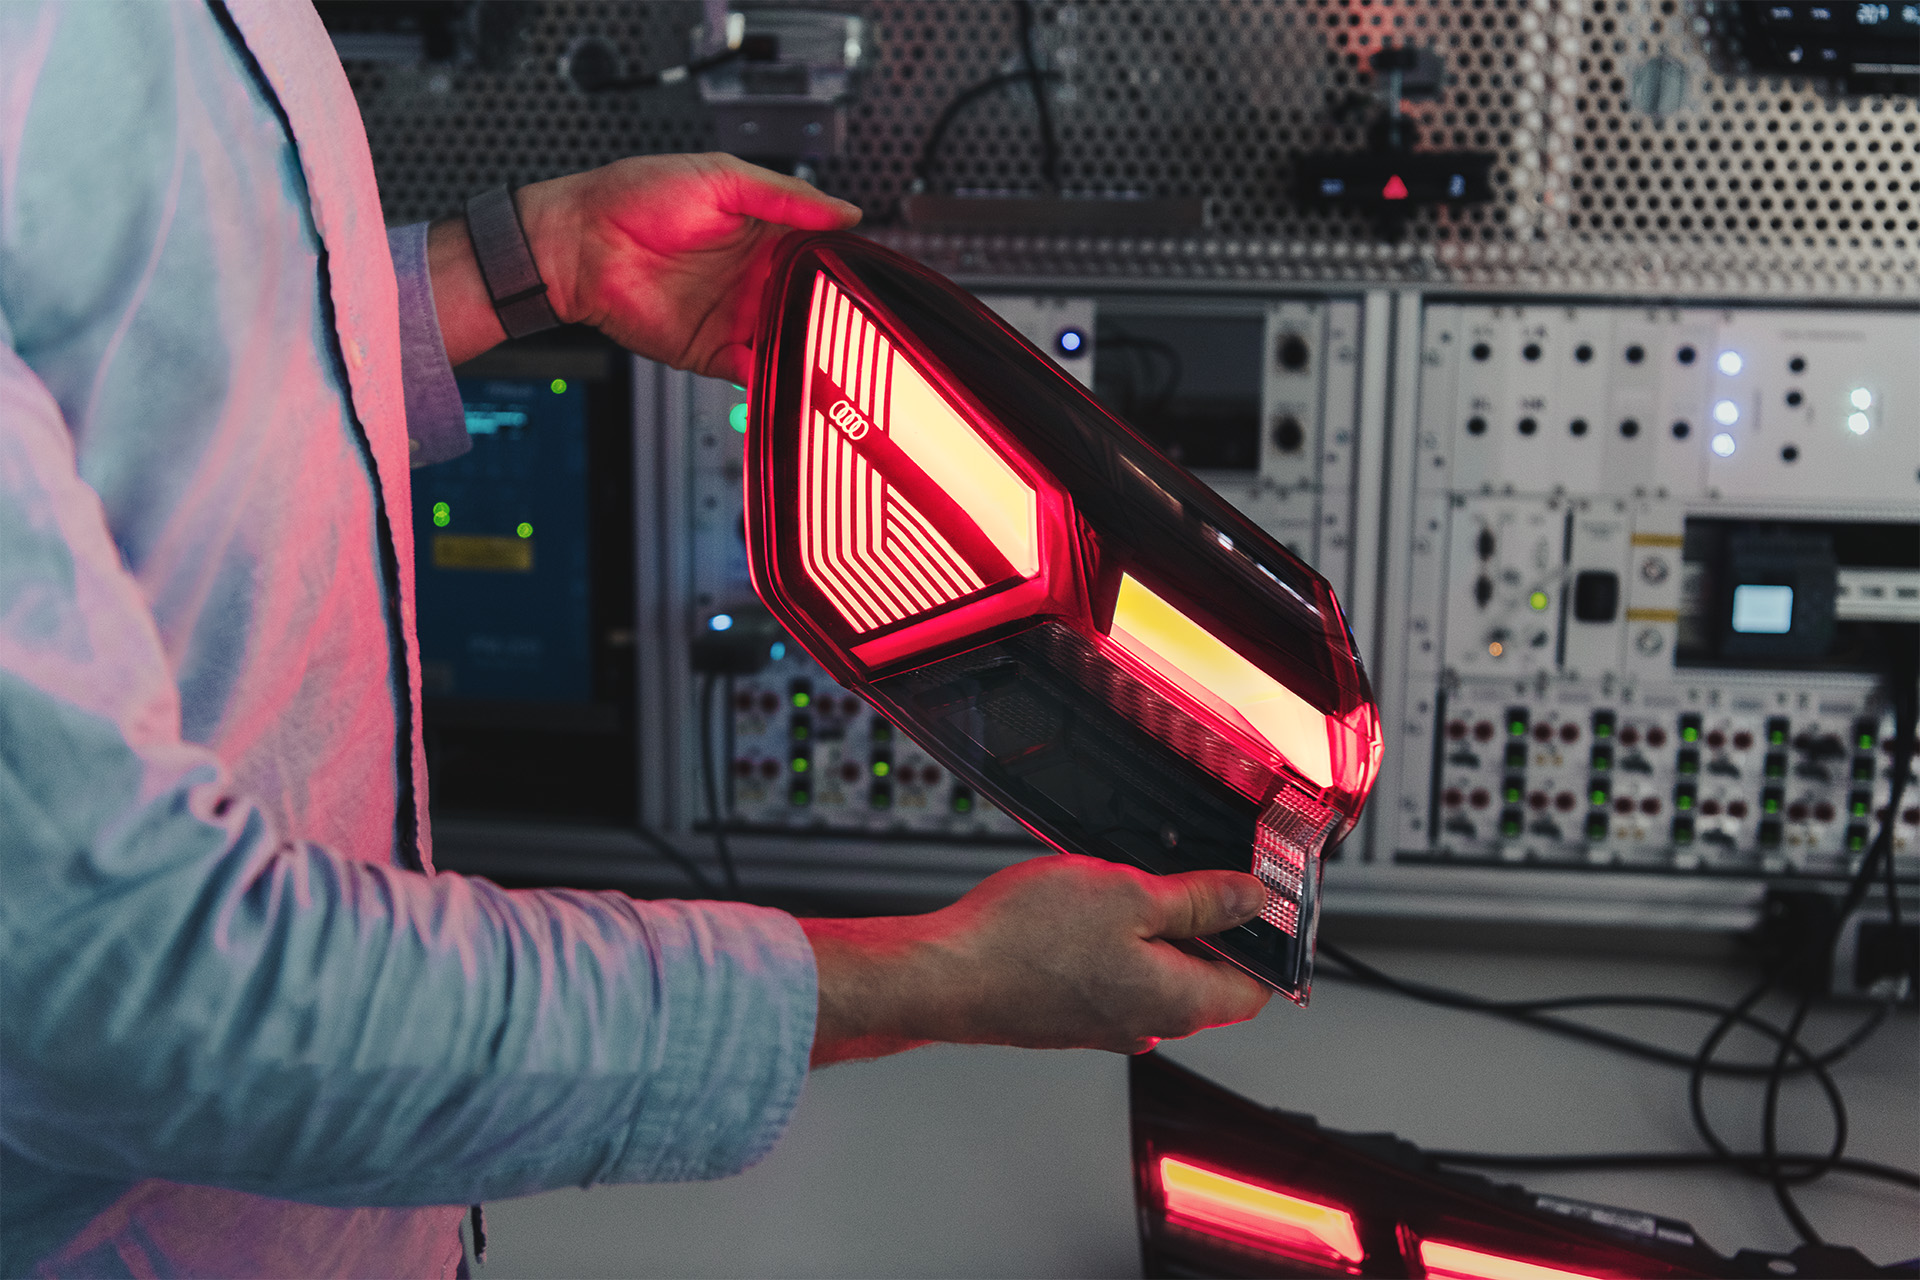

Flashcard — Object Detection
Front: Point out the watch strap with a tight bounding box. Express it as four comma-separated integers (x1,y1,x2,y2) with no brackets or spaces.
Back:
464,185,561,340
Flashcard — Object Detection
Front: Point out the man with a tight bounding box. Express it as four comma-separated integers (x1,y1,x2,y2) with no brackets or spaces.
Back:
0,3,1270,1275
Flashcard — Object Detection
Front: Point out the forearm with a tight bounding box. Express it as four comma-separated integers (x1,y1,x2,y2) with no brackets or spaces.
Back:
799,916,949,1066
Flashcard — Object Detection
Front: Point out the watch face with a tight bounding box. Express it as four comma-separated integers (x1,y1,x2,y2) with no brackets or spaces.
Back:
744,232,1380,1001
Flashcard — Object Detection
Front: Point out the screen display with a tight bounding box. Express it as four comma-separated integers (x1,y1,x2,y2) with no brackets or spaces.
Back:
1731,583,1795,634
413,375,592,701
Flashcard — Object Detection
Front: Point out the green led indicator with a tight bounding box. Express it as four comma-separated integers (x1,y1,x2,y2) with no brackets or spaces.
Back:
550,378,567,395
1764,795,1780,814
952,794,973,814
1676,792,1694,811
431,501,451,527
516,522,533,539
1502,816,1523,837
1848,829,1868,852
1528,590,1549,611
1591,788,1608,807
792,691,811,709
1858,731,1876,751
1508,719,1527,737
1769,727,1787,746
1681,725,1699,743
729,403,750,433
1851,795,1870,817
872,760,891,778
790,756,809,773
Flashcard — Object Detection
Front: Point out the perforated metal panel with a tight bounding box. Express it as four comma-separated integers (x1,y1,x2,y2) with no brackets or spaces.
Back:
342,1,1919,302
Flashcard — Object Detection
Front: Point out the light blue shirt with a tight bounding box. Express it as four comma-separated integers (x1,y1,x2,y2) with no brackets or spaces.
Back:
0,3,815,1275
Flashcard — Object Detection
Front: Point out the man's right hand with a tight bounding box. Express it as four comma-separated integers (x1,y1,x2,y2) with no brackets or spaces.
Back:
798,855,1274,1066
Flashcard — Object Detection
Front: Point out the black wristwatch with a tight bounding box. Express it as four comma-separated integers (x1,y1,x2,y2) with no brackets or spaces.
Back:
464,185,562,340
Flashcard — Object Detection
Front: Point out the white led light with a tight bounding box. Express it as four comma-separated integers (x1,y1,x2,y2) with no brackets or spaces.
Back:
1716,351,1744,376
1710,432,1737,457
1847,412,1871,436
710,613,734,631
1850,387,1873,410
1712,399,1740,426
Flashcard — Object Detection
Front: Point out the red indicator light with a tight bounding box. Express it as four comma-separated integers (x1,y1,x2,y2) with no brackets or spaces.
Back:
1418,1240,1612,1280
1382,174,1410,200
1157,1156,1363,1267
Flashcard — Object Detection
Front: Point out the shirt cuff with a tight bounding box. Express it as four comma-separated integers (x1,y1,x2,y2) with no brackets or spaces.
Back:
387,222,471,468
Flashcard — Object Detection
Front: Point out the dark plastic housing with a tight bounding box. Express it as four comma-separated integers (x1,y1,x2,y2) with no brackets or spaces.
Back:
744,232,1380,1000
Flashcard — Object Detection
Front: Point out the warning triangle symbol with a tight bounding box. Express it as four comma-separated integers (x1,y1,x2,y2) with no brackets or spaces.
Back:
1381,174,1410,201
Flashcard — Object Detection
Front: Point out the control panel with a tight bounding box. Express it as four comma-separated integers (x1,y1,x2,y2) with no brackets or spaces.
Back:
1382,304,1918,879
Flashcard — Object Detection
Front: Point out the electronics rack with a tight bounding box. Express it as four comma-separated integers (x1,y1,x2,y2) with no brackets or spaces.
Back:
608,290,1916,931
354,1,1919,933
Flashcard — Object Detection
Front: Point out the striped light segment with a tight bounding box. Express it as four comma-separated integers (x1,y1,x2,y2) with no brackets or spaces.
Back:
797,274,1036,633
1158,1156,1364,1266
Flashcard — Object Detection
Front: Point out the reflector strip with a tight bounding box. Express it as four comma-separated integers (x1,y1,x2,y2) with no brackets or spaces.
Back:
1418,1240,1611,1280
796,274,1039,633
1110,575,1334,788
1158,1157,1364,1265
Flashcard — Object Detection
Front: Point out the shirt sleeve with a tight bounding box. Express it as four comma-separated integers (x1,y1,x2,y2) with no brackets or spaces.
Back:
0,334,816,1206
387,221,472,468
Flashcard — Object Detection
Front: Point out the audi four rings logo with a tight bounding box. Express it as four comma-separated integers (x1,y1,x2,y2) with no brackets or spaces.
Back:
828,398,871,440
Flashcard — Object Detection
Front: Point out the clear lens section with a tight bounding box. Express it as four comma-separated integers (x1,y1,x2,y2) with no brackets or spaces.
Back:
797,274,1037,633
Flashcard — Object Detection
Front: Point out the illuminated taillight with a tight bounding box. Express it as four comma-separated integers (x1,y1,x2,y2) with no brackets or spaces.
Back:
1157,1156,1364,1268
747,233,1383,1001
797,274,1038,633
1419,1240,1614,1280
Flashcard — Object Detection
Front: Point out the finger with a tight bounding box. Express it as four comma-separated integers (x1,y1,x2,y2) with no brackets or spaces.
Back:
1138,869,1267,940
707,154,862,230
1149,948,1274,1035
707,342,754,387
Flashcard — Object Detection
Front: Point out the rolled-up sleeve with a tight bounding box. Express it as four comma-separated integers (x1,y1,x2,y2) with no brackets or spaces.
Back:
0,336,815,1206
387,221,472,468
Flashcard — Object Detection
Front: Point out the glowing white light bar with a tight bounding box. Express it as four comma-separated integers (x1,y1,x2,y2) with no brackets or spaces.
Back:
1850,386,1873,410
1418,1239,1609,1280
1110,575,1333,787
1712,399,1739,426
1716,350,1743,376
1710,432,1736,457
1158,1157,1364,1266
1847,412,1871,436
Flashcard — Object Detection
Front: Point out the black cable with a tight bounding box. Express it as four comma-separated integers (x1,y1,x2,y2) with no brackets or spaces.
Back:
1759,640,1916,1241
911,69,1064,197
578,44,745,93
634,822,717,896
1315,942,1886,1079
1428,1149,1920,1190
697,672,744,897
1014,0,1061,195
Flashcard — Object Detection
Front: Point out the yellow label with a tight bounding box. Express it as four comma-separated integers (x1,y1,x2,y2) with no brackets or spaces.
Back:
432,535,533,572
1625,607,1680,623
1629,533,1685,547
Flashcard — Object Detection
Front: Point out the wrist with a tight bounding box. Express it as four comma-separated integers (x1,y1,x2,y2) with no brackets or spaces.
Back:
512,175,587,329
799,914,960,1066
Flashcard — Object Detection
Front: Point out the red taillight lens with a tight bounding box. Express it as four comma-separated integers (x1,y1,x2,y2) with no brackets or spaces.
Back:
796,273,1039,633
1157,1156,1364,1271
747,232,1382,1000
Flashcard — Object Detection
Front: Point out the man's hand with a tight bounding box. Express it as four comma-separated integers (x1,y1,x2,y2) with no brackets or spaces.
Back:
800,856,1274,1067
429,154,861,379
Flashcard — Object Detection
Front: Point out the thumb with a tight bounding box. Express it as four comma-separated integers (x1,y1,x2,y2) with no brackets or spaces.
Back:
1141,870,1267,940
708,155,862,230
